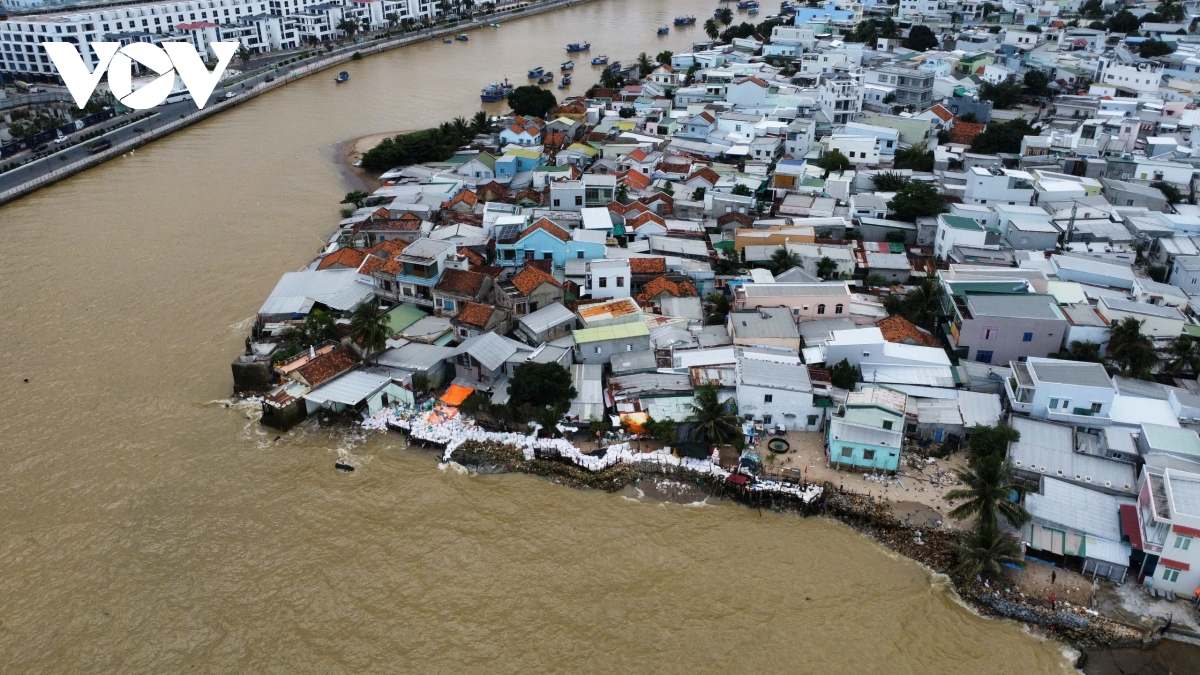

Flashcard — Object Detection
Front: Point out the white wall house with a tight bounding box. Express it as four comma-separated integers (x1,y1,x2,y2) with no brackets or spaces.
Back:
1003,358,1116,425
935,214,991,258
963,167,1036,206
1133,466,1200,598
1096,59,1164,95
736,358,824,431
823,134,879,166
584,259,631,300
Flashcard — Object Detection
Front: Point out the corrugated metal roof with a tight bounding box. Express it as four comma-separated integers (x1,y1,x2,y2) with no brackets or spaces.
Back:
1025,477,1134,543
739,282,850,297
1029,359,1113,389
518,302,576,334
569,364,605,421
829,418,902,448
574,321,651,344
916,399,961,425
448,332,533,371
738,358,812,392
303,369,390,406
957,390,1002,428
1008,416,1137,493
375,342,454,371
259,269,375,316
729,309,799,339
861,364,956,388
1141,424,1200,457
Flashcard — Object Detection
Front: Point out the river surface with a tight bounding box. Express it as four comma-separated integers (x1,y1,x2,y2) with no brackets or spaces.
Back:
0,1,1078,672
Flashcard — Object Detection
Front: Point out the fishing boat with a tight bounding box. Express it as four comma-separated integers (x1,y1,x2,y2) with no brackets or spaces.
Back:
455,34,468,41
489,22,500,27
479,78,514,102
605,61,621,72
537,72,554,84
657,26,669,35
527,66,544,78
558,74,571,89
736,0,758,9
591,55,609,65
334,71,349,83
748,5,758,14
565,41,590,52
674,15,697,26
561,60,574,70
443,38,452,43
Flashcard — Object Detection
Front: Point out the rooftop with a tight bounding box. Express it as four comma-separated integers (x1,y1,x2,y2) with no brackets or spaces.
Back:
573,321,651,344
966,293,1064,320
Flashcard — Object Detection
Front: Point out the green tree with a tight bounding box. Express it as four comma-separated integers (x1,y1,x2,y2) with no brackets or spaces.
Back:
236,44,252,67
599,68,625,90
1151,180,1184,204
1163,335,1200,375
887,181,945,222
646,416,679,444
893,143,934,172
1023,69,1049,96
978,79,1024,109
954,525,1025,581
946,455,1030,529
1025,24,1042,33
845,19,877,44
704,18,720,40
731,183,753,197
690,186,706,201
588,415,613,438
884,230,908,243
817,149,852,174
349,299,391,364
816,256,839,280
829,359,859,389
341,190,369,208
905,25,938,52
411,373,430,397
656,50,673,65
882,274,942,329
705,292,730,319
768,247,801,275
713,247,742,275
471,110,493,135
879,17,899,38
965,424,1020,464
1156,0,1186,22
336,17,359,37
872,171,910,191
1139,40,1174,58
1107,10,1142,34
1108,316,1158,379
1080,0,1104,19
508,362,577,409
636,52,654,77
287,308,337,347
1052,341,1103,363
970,119,1038,154
385,12,400,25
687,384,740,445
615,183,629,203
718,8,733,26
507,85,557,118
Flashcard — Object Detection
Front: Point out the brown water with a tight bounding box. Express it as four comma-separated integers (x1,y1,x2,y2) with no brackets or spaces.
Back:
0,1,1077,672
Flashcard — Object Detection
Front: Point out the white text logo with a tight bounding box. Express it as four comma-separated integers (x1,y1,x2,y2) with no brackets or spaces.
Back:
44,41,238,110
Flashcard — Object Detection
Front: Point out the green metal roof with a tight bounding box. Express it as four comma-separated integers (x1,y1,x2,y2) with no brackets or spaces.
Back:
573,322,651,344
384,304,428,334
940,214,984,231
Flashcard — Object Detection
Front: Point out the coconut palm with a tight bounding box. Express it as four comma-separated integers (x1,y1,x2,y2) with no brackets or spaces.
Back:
768,246,801,275
1108,316,1157,379
954,525,1024,581
471,110,492,135
1163,334,1200,375
687,384,740,445
816,256,839,280
946,455,1029,530
704,18,720,40
451,116,471,139
1051,340,1102,363
636,52,654,77
717,8,733,26
349,299,391,364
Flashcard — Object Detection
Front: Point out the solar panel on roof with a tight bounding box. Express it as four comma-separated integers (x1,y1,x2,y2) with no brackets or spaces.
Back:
494,223,522,242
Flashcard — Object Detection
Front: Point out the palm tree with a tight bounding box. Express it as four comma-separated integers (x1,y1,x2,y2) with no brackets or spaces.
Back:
636,52,654,78
1108,316,1158,379
336,18,359,37
349,299,391,364
946,456,1029,530
1164,334,1200,375
954,525,1024,581
1052,340,1102,363
718,8,733,26
385,12,399,26
687,384,740,445
471,110,492,135
451,116,471,139
816,257,839,280
768,246,801,275
703,18,719,41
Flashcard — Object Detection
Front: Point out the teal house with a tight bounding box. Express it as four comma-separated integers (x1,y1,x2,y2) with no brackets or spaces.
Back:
827,386,907,472
495,218,605,269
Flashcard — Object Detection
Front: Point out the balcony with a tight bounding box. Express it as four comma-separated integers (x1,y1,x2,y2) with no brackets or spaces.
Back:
1046,408,1110,427
1003,376,1033,414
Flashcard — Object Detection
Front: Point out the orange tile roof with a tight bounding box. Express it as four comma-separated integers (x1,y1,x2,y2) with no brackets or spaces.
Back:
629,257,667,274
949,120,986,145
436,268,487,295
317,247,366,271
510,265,562,296
627,211,666,229
686,166,721,186
876,315,941,349
363,239,409,257
519,218,570,242
295,345,359,387
607,201,628,215
444,189,478,208
624,169,651,190
359,256,386,276
929,104,954,123
455,302,496,327
638,276,698,304
627,148,648,163
458,247,485,266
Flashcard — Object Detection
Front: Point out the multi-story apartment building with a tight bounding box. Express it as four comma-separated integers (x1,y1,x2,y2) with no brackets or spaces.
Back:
1095,57,1164,96
818,67,862,125
865,64,933,110
1129,465,1200,596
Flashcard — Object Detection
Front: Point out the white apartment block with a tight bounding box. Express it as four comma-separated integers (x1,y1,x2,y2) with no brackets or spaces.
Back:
1096,58,1164,96
897,0,939,20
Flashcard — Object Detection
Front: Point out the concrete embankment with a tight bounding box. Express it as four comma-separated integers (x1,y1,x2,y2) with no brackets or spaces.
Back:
0,0,596,206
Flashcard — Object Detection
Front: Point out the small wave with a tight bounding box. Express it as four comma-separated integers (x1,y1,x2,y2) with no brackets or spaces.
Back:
681,498,711,508
438,461,469,475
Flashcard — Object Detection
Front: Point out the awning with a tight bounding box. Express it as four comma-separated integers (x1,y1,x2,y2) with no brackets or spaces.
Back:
440,384,475,406
1119,504,1142,551
1174,524,1200,537
1162,558,1191,572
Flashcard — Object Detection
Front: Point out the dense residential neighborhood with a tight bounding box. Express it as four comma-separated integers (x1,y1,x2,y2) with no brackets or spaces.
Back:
226,0,1200,628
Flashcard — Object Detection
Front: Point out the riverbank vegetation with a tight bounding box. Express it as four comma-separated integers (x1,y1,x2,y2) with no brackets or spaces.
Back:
360,112,496,171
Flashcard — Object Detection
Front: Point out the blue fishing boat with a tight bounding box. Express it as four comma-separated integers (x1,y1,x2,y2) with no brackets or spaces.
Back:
748,6,758,13
591,55,609,65
657,26,669,35
334,71,349,83
558,73,571,88
537,72,554,84
566,41,590,52
480,78,514,102
443,38,452,43
455,34,468,41
736,0,758,9
527,66,544,78
489,22,500,27
674,15,697,26
605,61,621,73
561,60,574,70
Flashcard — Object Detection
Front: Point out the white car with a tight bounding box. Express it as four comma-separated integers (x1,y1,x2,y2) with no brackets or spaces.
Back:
53,136,71,145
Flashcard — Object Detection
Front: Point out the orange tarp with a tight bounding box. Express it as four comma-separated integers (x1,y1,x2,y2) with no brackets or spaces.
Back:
619,412,648,435
440,384,475,407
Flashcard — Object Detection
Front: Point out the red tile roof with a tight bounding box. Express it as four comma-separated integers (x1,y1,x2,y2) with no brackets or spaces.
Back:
623,169,651,190
686,166,721,186
949,120,986,145
455,302,496,327
443,189,478,209
627,211,666,229
928,104,954,123
317,247,366,271
638,276,698,303
437,268,488,295
629,257,667,274
458,247,485,267
876,315,941,349
627,148,649,163
520,218,570,242
359,256,386,276
607,201,629,215
510,265,562,296
295,345,359,387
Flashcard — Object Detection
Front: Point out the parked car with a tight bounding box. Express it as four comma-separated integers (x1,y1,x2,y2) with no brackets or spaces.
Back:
34,144,49,152
224,91,237,99
53,136,71,145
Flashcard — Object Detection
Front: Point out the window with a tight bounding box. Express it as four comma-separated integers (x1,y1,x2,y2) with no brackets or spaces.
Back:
599,277,607,288
443,300,454,310
882,420,893,431
1175,535,1193,551
1062,400,1069,410
975,350,993,364
863,449,876,461
763,415,773,424
764,394,773,403
835,304,844,314
982,326,998,340
1162,567,1180,583
577,251,585,258
1022,332,1033,342
817,304,826,315
553,198,560,207
1090,402,1103,413
841,447,852,457
616,277,624,287
1049,398,1060,409
625,344,634,352
574,196,583,206
594,346,602,354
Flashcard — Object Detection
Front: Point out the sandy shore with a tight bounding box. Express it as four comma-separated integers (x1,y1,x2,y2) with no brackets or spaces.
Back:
336,130,416,191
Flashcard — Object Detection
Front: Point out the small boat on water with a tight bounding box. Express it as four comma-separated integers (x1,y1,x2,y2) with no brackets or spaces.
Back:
591,55,609,65
480,78,514,102
561,60,574,70
335,461,355,473
657,26,669,35
674,15,697,26
605,61,621,72
455,34,468,41
334,71,349,83
537,72,554,84
748,5,758,14
527,66,544,78
566,41,591,52
443,38,452,43
489,22,500,27
558,73,572,88
737,0,758,9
